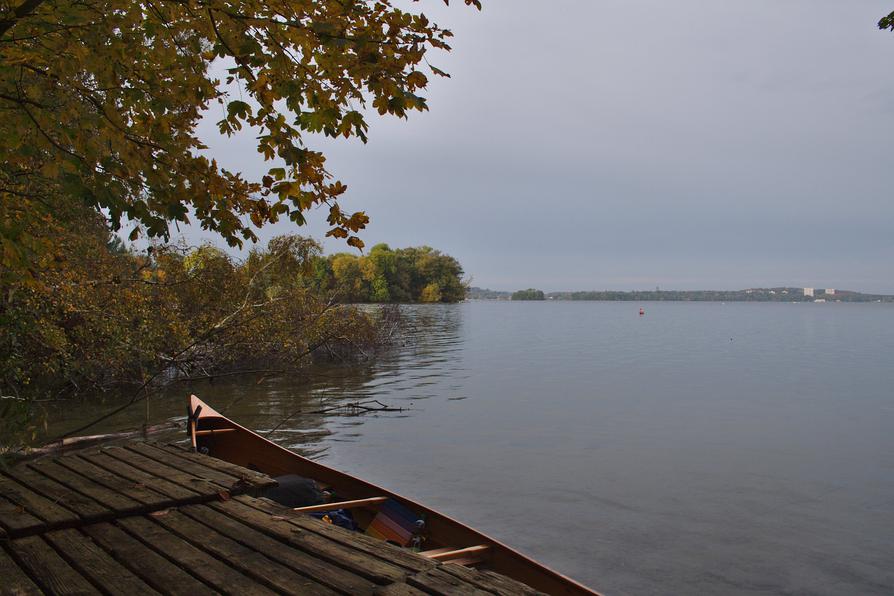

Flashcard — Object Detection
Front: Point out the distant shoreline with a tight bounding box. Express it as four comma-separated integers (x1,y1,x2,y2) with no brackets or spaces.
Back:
466,287,894,303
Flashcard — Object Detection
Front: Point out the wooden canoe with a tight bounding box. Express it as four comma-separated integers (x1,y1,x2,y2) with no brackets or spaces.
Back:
189,395,600,596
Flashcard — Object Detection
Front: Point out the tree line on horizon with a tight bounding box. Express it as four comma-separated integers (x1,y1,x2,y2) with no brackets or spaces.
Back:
471,287,894,302
511,289,545,301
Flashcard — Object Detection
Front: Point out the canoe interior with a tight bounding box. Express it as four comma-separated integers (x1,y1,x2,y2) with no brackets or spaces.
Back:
190,395,599,596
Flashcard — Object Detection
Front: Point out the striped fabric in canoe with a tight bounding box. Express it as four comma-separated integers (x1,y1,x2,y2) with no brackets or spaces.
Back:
365,499,420,546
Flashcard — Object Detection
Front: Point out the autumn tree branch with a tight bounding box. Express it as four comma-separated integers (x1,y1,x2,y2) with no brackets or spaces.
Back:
0,0,46,39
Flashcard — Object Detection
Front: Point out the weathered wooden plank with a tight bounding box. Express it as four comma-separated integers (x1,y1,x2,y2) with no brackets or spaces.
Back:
54,454,175,509
4,466,107,521
373,584,428,596
125,442,243,491
0,494,44,538
406,567,493,596
99,446,222,498
153,508,338,596
83,522,216,596
153,442,276,492
9,535,100,595
243,496,435,573
117,516,277,596
78,451,201,502
180,504,377,595
29,459,143,515
0,544,42,595
0,474,77,529
211,498,407,585
440,564,544,595
44,528,159,595
483,570,546,595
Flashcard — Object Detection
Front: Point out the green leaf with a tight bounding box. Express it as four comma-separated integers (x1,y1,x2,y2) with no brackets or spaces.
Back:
227,100,252,120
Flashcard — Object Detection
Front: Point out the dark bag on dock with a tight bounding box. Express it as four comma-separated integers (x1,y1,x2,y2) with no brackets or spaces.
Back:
264,474,325,508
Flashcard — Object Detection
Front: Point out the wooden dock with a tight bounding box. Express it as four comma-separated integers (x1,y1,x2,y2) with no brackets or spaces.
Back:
0,441,542,595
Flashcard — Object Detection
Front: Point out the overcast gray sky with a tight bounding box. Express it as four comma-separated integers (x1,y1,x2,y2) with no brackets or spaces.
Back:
191,1,894,293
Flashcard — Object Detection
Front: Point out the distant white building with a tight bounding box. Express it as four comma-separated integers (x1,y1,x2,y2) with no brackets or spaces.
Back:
804,288,814,297
825,288,835,295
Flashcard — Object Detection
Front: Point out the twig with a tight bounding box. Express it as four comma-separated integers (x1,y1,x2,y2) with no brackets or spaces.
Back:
308,399,405,415
169,369,286,383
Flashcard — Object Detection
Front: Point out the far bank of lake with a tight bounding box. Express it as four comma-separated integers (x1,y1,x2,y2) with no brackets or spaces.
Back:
469,286,894,302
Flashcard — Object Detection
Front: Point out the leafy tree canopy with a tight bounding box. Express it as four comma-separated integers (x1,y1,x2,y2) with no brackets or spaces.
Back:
312,244,465,303
0,0,480,279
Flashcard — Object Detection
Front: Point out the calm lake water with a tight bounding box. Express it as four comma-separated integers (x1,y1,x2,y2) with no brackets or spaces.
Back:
44,301,894,595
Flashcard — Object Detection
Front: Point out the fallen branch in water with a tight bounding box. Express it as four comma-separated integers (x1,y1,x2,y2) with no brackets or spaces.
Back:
309,399,405,415
169,369,287,383
265,398,405,436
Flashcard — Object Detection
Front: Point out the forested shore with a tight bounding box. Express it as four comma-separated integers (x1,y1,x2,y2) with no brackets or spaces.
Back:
0,205,465,448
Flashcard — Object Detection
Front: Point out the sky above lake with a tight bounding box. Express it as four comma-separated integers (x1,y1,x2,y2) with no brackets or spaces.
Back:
191,1,894,293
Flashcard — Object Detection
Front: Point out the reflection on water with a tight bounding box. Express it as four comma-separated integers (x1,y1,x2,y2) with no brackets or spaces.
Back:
42,305,467,459
43,302,894,595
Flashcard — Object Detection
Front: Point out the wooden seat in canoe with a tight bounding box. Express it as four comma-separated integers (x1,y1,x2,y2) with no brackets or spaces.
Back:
293,496,389,513
422,544,492,565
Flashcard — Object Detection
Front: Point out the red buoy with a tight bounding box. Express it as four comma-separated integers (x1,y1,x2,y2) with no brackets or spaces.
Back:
639,308,645,316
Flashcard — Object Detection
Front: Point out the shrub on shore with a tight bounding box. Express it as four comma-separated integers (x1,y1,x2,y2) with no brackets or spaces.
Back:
0,210,393,448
